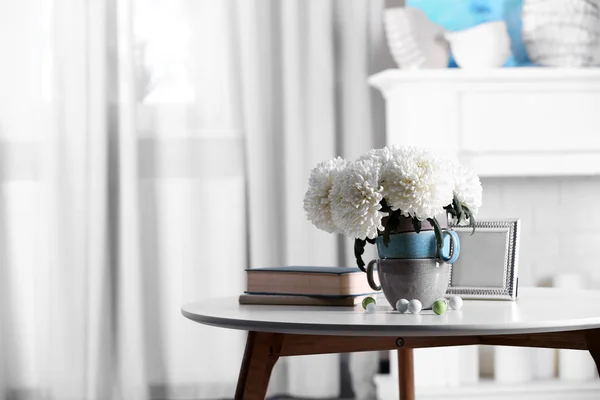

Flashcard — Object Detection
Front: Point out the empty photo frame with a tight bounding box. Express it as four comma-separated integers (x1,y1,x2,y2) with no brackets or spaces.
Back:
447,219,520,300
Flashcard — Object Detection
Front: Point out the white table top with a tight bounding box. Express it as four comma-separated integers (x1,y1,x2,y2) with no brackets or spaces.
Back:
181,288,600,337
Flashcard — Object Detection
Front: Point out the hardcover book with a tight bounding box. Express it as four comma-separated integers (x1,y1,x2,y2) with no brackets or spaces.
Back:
244,266,376,297
238,293,369,306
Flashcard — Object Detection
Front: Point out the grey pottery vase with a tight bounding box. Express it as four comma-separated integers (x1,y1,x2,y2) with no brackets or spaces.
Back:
366,258,450,310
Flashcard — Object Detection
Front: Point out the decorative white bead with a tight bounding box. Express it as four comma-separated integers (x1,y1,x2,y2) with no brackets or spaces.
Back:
449,296,463,310
408,299,422,314
366,302,376,313
396,298,410,314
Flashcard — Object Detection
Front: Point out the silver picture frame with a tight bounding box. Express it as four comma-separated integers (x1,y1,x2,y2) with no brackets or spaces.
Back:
446,219,521,300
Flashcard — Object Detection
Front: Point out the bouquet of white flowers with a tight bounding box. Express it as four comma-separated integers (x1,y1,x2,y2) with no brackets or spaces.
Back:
303,145,482,269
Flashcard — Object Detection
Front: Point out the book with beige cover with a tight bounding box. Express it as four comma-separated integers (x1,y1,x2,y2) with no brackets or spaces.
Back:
244,266,376,296
241,266,377,306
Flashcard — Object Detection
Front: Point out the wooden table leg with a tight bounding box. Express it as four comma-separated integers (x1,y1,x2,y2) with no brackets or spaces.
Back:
398,348,415,400
585,329,600,376
235,331,283,400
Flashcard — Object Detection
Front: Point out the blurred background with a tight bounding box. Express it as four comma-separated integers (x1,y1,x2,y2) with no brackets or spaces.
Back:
1,0,600,399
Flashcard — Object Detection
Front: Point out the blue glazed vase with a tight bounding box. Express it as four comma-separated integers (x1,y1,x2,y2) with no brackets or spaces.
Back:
376,230,460,264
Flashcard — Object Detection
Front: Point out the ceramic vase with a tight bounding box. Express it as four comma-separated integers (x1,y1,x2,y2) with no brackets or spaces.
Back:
522,0,600,66
383,7,450,69
367,258,451,310
366,215,459,309
444,21,512,69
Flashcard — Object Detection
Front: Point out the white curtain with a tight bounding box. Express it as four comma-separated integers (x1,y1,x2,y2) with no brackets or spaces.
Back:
0,0,393,399
237,0,394,398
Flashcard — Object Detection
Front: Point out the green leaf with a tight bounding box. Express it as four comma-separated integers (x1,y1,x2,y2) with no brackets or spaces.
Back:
380,198,392,213
462,205,476,235
388,211,400,233
453,196,464,222
445,205,457,217
354,238,366,271
469,212,476,235
428,217,444,254
411,218,422,234
383,229,391,247
383,211,400,246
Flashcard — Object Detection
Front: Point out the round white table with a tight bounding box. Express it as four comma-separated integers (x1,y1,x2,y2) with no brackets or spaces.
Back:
182,288,600,400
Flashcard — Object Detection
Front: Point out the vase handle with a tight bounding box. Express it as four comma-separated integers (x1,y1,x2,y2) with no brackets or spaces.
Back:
366,259,381,291
440,229,460,264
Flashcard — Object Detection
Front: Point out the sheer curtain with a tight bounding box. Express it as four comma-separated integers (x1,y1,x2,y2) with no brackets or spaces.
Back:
0,0,393,399
0,0,246,399
238,1,394,397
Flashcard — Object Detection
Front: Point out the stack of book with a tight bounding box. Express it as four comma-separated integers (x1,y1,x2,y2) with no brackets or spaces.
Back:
239,266,378,306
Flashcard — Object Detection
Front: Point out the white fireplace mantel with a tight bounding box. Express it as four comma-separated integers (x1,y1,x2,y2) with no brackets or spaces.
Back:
369,68,600,177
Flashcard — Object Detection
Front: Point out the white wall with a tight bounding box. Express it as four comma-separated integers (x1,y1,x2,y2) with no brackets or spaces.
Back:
478,176,600,289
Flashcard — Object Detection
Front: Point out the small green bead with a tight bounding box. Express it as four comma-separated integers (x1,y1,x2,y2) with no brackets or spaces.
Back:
362,296,376,310
432,300,447,315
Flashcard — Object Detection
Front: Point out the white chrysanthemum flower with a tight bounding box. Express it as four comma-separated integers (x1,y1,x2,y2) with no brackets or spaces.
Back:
356,147,396,190
380,146,454,220
329,159,387,239
452,162,483,222
303,157,349,234
357,147,394,170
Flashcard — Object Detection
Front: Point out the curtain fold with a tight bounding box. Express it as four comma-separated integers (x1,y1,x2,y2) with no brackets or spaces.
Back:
46,0,149,398
237,0,394,398
48,0,109,398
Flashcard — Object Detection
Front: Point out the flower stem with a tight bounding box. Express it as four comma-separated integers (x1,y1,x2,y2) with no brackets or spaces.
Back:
427,217,444,255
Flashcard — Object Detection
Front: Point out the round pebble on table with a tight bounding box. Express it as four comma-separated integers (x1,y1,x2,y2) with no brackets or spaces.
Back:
362,296,376,310
449,296,463,310
432,299,447,315
396,298,410,314
408,299,422,314
366,302,376,313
